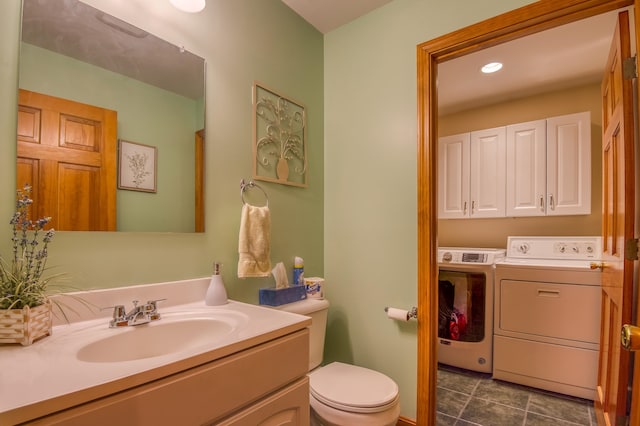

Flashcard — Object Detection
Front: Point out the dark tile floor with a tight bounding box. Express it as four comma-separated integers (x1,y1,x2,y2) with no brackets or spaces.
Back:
437,364,598,426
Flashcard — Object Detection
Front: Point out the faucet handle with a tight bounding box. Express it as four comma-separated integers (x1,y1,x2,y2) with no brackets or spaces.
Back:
145,298,167,310
105,305,128,327
144,299,166,321
112,305,126,319
101,304,126,318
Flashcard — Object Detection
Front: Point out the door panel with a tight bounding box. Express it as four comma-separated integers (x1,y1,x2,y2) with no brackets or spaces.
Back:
595,10,635,426
17,90,117,231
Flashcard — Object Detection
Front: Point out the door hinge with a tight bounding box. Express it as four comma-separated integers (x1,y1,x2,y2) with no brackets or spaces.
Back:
625,238,639,261
623,56,637,80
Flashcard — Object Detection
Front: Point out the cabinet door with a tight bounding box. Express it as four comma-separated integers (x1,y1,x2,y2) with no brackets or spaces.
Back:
469,127,506,218
438,133,470,218
216,377,309,426
506,120,546,216
546,111,591,215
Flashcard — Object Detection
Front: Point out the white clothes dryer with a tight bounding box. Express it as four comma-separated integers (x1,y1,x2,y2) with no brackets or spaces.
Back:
493,236,602,399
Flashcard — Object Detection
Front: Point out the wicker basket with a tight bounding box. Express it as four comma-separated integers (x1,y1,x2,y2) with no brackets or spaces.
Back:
0,300,52,346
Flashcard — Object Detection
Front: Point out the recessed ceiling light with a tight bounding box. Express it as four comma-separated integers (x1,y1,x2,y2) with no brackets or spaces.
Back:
481,62,503,74
169,0,205,13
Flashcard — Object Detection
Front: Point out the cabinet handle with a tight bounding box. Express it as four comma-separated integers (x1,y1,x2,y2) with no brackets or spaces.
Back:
539,195,544,211
463,201,467,215
537,289,560,297
548,194,555,210
471,200,475,215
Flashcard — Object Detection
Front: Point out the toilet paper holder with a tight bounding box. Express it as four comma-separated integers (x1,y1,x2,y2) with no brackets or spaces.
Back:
384,306,418,320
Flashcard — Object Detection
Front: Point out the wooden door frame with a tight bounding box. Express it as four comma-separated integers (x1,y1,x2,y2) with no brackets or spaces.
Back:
416,0,637,424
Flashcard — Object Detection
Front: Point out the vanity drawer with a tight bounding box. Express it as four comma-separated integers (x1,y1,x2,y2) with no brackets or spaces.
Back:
28,329,309,426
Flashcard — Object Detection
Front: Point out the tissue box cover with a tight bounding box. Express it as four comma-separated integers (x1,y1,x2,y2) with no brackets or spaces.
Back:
259,286,307,306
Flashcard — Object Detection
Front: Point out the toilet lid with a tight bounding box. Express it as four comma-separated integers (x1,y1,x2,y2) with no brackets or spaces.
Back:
309,362,399,414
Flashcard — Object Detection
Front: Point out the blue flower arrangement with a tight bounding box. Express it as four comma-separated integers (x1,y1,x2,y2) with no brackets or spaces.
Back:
0,184,57,310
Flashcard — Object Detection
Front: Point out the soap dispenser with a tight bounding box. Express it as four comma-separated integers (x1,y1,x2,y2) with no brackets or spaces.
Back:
205,262,228,306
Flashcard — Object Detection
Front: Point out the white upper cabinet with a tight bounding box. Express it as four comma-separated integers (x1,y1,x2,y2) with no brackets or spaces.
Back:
546,111,591,216
438,133,470,218
438,128,506,219
505,111,591,217
470,127,506,218
506,120,547,216
441,111,591,219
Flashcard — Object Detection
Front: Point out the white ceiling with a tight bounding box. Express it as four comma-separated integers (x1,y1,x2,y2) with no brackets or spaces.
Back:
437,10,622,115
21,0,205,100
282,1,629,115
281,0,393,33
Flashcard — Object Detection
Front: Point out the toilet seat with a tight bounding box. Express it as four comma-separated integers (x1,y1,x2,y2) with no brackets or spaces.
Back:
309,362,399,414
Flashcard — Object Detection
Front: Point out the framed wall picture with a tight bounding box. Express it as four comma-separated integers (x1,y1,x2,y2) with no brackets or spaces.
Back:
118,139,157,193
253,82,307,187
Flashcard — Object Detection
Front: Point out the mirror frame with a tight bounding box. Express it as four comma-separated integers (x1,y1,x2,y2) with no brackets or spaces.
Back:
416,0,636,423
19,0,206,233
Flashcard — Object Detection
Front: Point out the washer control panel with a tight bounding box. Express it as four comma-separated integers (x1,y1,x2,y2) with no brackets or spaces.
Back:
438,248,506,264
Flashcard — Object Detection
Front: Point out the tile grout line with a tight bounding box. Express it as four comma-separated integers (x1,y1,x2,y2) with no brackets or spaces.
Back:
522,394,532,426
456,378,482,421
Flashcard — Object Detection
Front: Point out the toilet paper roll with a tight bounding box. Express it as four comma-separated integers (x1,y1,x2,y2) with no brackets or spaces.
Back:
386,307,410,321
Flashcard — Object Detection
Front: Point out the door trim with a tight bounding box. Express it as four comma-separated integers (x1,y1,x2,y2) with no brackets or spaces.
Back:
416,0,636,423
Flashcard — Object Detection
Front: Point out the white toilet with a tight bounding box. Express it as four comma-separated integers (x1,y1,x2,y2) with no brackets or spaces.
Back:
275,298,401,426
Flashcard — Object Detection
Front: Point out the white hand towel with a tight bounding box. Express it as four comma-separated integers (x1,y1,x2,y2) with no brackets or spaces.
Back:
237,204,271,278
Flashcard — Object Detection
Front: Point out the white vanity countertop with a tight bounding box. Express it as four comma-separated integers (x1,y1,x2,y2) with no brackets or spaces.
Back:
0,299,310,424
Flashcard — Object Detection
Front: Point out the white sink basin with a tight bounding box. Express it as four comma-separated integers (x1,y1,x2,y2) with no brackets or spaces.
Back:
77,315,239,363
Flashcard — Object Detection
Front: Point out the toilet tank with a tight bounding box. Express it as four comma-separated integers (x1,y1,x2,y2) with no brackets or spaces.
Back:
273,298,329,371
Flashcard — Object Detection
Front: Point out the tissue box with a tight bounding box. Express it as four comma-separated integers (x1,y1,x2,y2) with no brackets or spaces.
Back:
259,286,307,306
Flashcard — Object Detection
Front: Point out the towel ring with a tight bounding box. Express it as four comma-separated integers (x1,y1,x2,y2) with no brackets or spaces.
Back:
240,179,269,207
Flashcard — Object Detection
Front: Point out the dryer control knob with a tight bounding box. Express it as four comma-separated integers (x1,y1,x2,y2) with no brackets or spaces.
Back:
442,252,453,262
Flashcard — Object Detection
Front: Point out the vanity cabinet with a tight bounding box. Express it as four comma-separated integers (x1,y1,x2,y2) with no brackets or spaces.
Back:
439,111,591,219
26,329,310,426
506,111,591,217
438,127,506,219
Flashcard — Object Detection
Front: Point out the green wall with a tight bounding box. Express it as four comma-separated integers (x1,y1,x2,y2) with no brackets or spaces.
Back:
20,43,199,232
0,0,323,301
323,0,535,418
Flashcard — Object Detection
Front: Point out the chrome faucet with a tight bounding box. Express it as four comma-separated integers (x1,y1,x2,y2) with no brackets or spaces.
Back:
109,299,165,328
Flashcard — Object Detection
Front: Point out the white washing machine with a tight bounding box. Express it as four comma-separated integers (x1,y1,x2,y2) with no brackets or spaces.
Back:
437,247,505,373
493,236,602,400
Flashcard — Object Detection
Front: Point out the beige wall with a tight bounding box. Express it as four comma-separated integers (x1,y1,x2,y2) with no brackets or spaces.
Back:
438,83,602,248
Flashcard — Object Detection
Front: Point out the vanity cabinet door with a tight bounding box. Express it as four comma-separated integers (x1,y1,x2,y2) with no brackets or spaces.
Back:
215,377,309,426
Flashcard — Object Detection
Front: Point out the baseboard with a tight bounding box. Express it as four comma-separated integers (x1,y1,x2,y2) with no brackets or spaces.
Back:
397,416,416,426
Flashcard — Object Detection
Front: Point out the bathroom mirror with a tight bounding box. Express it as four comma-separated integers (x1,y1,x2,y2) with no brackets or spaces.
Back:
18,0,206,233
